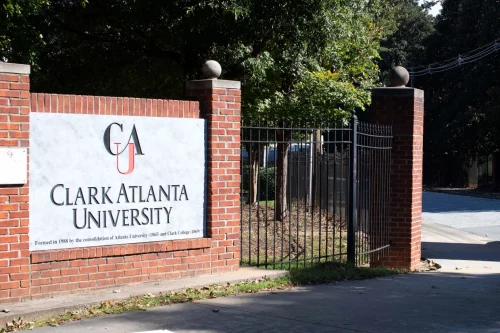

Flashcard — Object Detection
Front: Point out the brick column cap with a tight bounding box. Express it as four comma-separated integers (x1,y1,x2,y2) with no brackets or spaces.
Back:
0,62,31,74
372,87,423,98
187,79,241,90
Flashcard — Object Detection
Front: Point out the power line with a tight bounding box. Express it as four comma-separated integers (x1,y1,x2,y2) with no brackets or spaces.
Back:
409,40,496,70
408,39,500,77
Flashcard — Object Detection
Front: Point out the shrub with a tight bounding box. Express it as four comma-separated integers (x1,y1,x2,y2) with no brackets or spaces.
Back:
242,167,276,201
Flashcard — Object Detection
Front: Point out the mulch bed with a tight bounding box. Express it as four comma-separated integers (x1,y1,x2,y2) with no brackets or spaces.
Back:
240,201,353,266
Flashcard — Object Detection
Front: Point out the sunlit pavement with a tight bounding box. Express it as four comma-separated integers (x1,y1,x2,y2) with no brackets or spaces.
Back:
423,191,500,240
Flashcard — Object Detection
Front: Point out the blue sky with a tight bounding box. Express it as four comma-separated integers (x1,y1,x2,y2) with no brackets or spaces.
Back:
419,0,443,16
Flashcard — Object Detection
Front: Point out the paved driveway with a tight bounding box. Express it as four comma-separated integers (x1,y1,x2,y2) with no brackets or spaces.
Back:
423,192,500,240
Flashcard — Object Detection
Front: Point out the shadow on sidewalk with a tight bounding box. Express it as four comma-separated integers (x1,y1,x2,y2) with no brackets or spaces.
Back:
423,241,500,262
34,271,500,333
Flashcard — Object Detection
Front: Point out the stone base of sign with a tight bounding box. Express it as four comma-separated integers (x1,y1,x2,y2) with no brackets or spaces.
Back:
30,239,214,299
0,63,241,303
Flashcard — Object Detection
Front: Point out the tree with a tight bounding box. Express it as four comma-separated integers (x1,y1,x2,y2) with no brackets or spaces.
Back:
238,0,387,219
0,0,48,64
27,0,335,97
2,0,392,217
419,0,500,165
417,0,500,185
378,0,435,83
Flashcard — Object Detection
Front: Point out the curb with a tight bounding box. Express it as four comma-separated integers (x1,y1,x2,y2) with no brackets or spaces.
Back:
0,270,289,327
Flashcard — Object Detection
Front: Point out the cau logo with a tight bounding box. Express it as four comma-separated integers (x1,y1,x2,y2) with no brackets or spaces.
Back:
103,123,144,175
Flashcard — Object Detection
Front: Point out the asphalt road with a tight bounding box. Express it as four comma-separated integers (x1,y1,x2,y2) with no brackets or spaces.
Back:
423,191,500,240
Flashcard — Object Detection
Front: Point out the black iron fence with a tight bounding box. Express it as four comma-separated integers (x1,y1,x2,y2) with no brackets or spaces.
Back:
240,116,392,268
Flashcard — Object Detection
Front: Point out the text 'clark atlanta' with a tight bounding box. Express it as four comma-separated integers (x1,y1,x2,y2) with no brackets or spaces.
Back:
48,183,189,230
50,184,188,205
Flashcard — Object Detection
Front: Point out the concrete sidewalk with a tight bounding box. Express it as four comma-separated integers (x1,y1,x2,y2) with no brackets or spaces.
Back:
422,220,500,273
24,222,500,333
31,271,500,333
0,267,287,326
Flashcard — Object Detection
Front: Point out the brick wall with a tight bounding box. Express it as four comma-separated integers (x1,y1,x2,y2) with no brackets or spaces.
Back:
0,63,241,303
0,64,31,301
186,79,242,273
370,88,424,271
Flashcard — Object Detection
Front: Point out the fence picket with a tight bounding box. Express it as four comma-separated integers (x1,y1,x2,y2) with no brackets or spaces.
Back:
240,116,392,267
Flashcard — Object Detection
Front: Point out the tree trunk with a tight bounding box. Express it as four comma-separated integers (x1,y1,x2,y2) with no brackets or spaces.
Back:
493,152,500,192
249,148,260,205
311,130,322,209
275,130,291,221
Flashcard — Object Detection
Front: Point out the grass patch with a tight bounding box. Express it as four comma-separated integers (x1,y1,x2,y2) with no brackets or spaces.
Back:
289,262,406,284
0,263,405,332
259,200,274,207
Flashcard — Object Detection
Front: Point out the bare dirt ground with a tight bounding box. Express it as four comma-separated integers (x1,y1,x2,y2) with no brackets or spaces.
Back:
240,202,355,267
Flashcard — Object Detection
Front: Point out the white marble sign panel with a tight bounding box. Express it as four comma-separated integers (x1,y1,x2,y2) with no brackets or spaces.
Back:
30,113,206,251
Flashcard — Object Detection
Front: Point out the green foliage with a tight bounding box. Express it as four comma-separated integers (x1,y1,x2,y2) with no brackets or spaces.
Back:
2,0,391,124
242,167,276,200
288,261,406,284
0,0,48,65
378,0,435,83
0,0,88,66
257,167,276,200
241,0,388,123
0,0,396,219
270,71,372,125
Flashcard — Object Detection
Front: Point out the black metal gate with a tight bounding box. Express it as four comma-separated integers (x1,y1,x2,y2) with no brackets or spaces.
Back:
240,115,392,268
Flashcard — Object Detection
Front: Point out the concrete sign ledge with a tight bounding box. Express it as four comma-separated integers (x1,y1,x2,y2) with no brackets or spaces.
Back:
186,79,241,90
371,87,424,98
0,62,31,74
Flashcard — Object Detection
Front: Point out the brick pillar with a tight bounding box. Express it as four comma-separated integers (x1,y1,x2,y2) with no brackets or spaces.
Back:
0,63,31,301
370,88,424,271
186,78,241,273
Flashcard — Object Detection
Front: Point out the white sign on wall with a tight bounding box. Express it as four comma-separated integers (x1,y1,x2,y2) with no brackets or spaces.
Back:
0,148,27,185
30,113,206,251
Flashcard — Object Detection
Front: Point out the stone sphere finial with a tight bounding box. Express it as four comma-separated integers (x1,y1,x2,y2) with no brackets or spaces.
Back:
202,60,222,79
388,66,410,87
